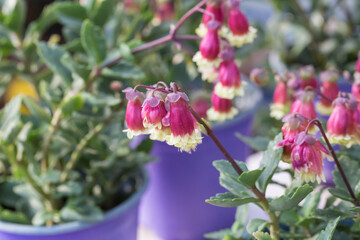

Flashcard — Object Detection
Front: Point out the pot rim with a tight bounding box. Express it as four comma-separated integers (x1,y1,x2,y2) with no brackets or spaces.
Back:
0,167,149,236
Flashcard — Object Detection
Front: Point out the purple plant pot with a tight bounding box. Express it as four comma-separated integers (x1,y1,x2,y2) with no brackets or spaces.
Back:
0,169,148,240
139,102,260,239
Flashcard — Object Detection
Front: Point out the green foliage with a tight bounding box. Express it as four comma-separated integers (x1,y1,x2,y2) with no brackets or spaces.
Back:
257,133,283,192
269,184,313,211
0,0,157,227
206,192,258,208
316,217,340,240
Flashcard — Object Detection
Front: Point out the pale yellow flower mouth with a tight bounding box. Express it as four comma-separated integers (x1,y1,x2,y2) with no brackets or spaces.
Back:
327,134,356,148
123,129,150,139
165,129,203,153
315,102,333,116
207,107,239,122
149,128,171,142
195,23,228,38
270,103,290,120
193,51,221,69
295,168,325,184
221,26,257,48
214,82,245,100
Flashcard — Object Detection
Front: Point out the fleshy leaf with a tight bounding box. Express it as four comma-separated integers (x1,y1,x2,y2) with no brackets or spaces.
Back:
206,192,258,208
269,184,313,211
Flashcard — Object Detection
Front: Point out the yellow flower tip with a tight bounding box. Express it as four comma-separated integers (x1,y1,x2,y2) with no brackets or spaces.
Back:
221,26,257,48
165,129,203,153
327,134,355,148
197,66,218,83
196,23,228,38
149,128,171,142
207,107,239,122
295,169,325,184
123,129,149,139
315,102,333,116
214,82,244,100
270,103,290,120
192,51,221,69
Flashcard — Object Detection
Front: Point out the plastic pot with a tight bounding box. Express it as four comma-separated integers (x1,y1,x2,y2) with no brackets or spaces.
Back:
0,169,148,240
140,84,262,240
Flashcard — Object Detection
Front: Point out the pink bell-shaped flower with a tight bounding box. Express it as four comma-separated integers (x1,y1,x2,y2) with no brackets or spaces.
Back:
207,89,238,122
270,73,292,120
316,70,339,115
199,21,221,61
250,68,269,86
142,94,170,142
291,90,316,121
222,0,257,47
228,0,249,36
327,96,358,147
291,132,329,183
153,0,175,25
277,114,307,163
123,88,148,138
165,92,202,153
299,65,318,90
202,3,223,25
214,47,243,99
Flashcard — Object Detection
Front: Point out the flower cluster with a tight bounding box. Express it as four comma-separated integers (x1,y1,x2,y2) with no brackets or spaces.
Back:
191,0,257,122
277,114,330,183
123,83,203,153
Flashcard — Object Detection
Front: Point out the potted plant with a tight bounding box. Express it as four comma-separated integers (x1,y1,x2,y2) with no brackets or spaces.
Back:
0,0,156,239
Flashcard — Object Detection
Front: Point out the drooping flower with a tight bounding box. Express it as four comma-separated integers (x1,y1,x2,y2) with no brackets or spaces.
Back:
193,20,222,69
222,0,257,47
165,92,203,153
270,73,291,120
327,96,357,148
277,114,307,163
123,88,148,138
291,132,329,183
141,94,170,142
196,2,224,37
214,47,243,99
298,65,318,90
291,90,316,121
315,70,339,115
250,68,269,86
207,88,238,121
153,0,175,26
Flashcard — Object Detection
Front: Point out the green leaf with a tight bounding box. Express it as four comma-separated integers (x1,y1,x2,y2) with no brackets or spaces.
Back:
204,229,232,239
238,169,264,188
60,199,103,222
56,182,83,198
2,0,26,34
54,2,87,30
60,94,84,117
231,205,249,237
80,20,107,65
37,42,73,86
102,61,145,80
0,181,20,208
253,231,274,240
247,219,269,235
269,184,313,211
23,97,51,123
91,0,116,27
317,216,340,240
332,158,360,202
206,192,258,208
257,133,283,192
213,160,248,180
235,133,270,151
0,95,22,141
32,210,54,226
0,207,29,224
219,173,249,196
302,190,322,217
40,170,61,184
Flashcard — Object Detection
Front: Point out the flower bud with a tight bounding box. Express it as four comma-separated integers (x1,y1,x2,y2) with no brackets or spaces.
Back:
153,0,175,25
250,68,269,86
199,21,221,60
207,89,238,122
190,98,210,119
214,48,243,99
123,88,148,138
202,3,223,25
290,132,328,183
228,0,249,36
298,65,317,89
270,79,291,120
110,81,122,92
165,92,202,153
315,70,339,115
291,90,316,121
327,96,357,147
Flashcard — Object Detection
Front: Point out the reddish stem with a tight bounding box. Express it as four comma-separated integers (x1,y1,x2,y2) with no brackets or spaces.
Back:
307,119,359,206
